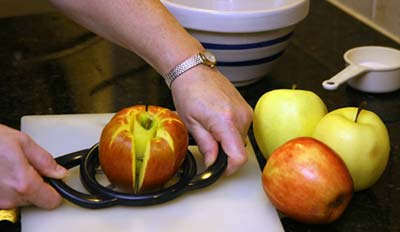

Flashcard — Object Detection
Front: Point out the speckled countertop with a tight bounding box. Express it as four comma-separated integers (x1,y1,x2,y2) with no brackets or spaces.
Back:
1,1,399,231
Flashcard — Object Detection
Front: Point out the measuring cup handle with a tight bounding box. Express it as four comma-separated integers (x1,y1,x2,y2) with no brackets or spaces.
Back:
322,64,366,90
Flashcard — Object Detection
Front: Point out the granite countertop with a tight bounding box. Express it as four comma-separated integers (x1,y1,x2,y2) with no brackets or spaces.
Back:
1,1,399,231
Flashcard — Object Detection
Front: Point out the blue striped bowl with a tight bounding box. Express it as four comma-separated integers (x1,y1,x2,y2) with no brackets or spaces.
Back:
162,0,309,86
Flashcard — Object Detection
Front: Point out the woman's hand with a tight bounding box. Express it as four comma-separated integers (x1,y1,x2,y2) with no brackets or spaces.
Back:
171,65,253,176
0,125,67,209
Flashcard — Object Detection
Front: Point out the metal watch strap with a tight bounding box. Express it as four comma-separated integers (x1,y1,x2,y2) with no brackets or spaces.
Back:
164,51,216,88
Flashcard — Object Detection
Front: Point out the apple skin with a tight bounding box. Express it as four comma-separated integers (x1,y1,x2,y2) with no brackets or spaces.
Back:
254,89,327,159
99,105,189,192
312,107,390,191
262,137,353,224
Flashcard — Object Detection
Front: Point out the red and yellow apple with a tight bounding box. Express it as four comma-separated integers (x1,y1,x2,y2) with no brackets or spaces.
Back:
254,89,327,159
262,137,353,224
312,106,390,191
99,105,189,193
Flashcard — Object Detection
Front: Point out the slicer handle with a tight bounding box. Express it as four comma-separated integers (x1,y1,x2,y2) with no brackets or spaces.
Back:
47,149,118,209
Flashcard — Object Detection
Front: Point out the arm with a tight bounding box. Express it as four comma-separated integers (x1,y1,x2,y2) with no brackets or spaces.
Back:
49,0,253,175
48,0,202,75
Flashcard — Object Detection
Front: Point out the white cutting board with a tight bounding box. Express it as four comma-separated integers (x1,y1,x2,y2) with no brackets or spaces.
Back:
20,114,283,232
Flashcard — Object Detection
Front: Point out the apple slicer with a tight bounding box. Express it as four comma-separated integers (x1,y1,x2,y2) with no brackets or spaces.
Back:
46,137,227,209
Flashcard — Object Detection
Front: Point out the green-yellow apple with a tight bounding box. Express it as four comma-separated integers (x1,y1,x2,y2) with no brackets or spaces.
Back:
253,89,327,159
99,105,189,193
262,137,353,224
312,106,390,191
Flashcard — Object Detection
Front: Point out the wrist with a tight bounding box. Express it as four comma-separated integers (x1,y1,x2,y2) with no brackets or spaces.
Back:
163,50,217,88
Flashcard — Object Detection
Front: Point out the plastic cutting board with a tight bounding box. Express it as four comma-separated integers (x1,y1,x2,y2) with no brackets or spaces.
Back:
20,113,283,232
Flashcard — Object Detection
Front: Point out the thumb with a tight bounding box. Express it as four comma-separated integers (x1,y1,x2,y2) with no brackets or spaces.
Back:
190,127,219,168
21,136,67,179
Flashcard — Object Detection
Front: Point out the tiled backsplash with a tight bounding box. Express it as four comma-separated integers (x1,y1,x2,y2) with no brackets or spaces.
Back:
328,0,400,44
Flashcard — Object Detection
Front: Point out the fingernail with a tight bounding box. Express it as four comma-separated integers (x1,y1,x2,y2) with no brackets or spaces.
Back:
55,165,68,178
204,153,214,167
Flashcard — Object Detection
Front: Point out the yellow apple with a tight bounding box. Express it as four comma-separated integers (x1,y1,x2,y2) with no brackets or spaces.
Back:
312,107,390,191
253,89,327,159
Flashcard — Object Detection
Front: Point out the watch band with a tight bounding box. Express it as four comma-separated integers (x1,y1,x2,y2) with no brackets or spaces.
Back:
164,50,216,88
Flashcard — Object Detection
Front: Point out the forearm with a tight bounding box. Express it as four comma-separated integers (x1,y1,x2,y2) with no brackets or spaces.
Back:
49,0,253,176
49,0,204,75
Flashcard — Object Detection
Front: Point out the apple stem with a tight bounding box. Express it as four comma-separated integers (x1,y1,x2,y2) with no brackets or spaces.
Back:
143,117,153,129
292,84,297,90
354,101,367,123
138,113,154,130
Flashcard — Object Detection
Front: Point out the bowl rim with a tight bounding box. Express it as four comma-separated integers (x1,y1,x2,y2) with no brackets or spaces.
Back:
161,0,310,32
162,0,305,15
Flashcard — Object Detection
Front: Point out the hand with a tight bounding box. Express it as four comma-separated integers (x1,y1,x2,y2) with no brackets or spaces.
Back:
171,66,253,176
0,125,67,209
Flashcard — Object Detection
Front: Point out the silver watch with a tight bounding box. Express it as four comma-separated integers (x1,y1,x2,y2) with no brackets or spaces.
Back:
164,50,217,88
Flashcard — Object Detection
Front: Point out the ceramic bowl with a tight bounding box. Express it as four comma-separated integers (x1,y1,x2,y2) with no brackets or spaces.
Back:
161,0,310,86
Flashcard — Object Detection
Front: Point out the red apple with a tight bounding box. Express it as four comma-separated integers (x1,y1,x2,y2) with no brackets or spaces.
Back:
99,105,189,193
262,137,353,224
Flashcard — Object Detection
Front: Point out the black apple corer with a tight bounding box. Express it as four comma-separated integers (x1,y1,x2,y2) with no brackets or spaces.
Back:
46,137,227,209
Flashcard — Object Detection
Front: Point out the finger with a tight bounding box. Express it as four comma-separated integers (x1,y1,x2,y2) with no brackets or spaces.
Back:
218,127,248,176
29,182,63,209
21,168,64,209
19,134,67,179
190,126,219,167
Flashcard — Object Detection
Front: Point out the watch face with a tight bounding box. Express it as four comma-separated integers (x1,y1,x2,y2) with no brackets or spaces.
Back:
203,51,217,64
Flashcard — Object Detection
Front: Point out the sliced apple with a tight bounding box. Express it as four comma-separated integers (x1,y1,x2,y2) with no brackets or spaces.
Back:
99,105,188,193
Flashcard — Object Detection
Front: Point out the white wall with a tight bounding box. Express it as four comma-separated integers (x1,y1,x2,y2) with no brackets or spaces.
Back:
328,0,400,44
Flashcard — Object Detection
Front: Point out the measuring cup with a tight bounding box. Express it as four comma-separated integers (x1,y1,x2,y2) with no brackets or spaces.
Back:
322,46,400,93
